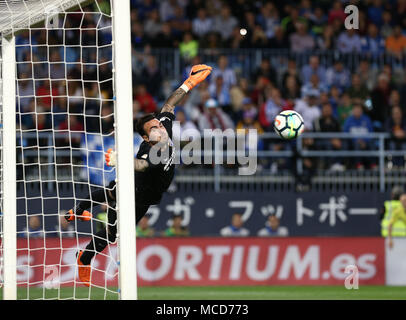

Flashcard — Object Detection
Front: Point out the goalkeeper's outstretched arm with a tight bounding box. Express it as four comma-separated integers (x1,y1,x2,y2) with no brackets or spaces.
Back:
161,64,212,114
106,148,148,172
105,64,212,171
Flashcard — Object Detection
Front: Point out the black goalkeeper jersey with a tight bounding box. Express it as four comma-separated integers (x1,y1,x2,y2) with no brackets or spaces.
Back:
135,112,176,205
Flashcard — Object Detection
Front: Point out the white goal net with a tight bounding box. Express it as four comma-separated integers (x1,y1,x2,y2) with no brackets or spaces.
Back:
0,0,137,300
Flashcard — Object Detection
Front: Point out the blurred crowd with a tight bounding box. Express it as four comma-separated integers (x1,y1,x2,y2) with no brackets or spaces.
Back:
13,0,406,176
130,0,406,174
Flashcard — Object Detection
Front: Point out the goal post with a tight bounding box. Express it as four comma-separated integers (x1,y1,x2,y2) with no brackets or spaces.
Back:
2,35,17,300
0,0,137,300
111,0,137,300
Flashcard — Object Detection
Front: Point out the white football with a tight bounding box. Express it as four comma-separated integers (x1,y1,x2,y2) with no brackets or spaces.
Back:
274,110,305,140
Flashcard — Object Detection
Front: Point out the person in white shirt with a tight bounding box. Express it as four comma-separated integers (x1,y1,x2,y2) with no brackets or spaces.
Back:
220,213,250,237
257,214,289,237
295,93,322,131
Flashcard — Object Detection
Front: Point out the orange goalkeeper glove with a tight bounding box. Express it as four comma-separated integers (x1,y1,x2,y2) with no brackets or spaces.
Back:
65,209,92,222
105,148,116,167
181,64,212,92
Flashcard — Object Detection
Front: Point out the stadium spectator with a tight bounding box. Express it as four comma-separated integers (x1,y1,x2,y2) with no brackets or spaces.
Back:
389,89,402,109
343,103,374,169
144,9,162,39
17,73,35,112
289,21,315,53
251,58,277,87
282,75,301,100
259,87,286,131
268,25,290,49
380,11,394,38
241,11,256,38
153,22,174,47
385,106,406,166
313,102,343,170
282,58,301,88
399,73,406,109
301,55,327,86
159,0,178,23
179,32,199,61
172,108,200,145
212,5,238,41
328,85,341,113
257,2,280,39
209,75,231,108
169,5,191,40
346,73,370,101
220,213,249,237
211,55,237,91
325,60,351,92
370,73,392,128
249,25,269,49
23,215,44,238
229,25,249,49
131,21,146,48
327,0,346,25
309,6,327,36
229,78,249,117
257,214,289,237
36,80,59,110
361,23,386,57
295,91,321,131
134,84,158,113
281,6,307,37
192,8,212,38
301,73,328,98
356,59,378,91
315,24,335,50
368,0,384,27
198,98,234,132
163,215,189,237
136,216,154,237
385,25,406,59
336,28,362,54
236,103,265,152
313,102,341,133
337,92,353,127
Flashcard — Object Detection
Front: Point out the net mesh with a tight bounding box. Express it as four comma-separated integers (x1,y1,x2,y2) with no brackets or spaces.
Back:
1,0,121,299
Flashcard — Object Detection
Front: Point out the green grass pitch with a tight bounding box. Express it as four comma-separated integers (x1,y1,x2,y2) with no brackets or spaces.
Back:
1,286,406,300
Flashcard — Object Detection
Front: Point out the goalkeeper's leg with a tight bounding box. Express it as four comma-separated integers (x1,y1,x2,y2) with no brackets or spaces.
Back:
67,180,116,221
79,201,150,266
76,204,117,286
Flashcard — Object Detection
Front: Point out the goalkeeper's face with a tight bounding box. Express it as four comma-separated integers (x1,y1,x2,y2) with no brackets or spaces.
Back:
143,119,169,145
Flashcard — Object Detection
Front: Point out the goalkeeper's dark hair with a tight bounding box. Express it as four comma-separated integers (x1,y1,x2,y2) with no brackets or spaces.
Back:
135,113,157,136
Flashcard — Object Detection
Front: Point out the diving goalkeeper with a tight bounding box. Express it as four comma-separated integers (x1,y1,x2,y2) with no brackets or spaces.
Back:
66,64,212,286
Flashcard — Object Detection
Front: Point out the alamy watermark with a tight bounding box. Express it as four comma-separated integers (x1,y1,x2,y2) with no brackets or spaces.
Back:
344,265,359,290
344,5,359,30
149,123,258,176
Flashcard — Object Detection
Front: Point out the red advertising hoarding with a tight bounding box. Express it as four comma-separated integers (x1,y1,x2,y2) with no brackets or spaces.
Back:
9,237,385,287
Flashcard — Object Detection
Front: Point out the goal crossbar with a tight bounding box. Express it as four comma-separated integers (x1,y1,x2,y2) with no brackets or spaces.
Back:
0,0,89,35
